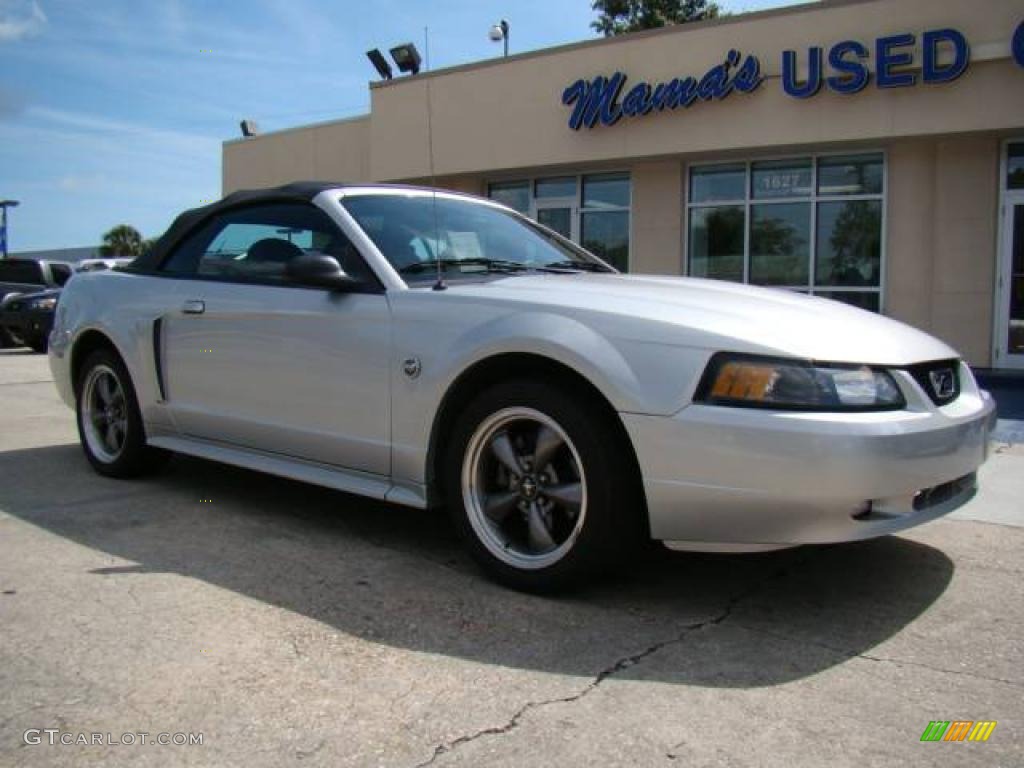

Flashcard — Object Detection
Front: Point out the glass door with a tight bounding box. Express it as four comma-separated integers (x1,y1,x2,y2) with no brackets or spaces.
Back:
532,176,578,242
997,143,1024,369
535,205,576,240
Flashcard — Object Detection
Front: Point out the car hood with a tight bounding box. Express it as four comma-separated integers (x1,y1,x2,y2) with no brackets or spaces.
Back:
1,288,61,306
440,273,958,366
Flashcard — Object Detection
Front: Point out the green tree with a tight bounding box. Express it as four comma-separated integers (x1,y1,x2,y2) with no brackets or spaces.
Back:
99,224,146,257
591,0,720,37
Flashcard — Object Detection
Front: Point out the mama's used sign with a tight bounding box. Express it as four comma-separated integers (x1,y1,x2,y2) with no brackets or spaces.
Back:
562,22,1024,130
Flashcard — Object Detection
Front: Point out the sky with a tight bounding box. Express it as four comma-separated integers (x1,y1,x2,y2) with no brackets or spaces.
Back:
0,0,811,252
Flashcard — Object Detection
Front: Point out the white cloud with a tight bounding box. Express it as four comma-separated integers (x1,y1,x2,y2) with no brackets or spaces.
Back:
0,0,47,42
57,172,106,191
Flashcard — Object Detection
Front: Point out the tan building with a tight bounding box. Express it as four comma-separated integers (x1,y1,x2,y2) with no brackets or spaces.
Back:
223,0,1024,369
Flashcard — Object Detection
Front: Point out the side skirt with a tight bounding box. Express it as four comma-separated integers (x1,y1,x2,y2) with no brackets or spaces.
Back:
147,435,427,509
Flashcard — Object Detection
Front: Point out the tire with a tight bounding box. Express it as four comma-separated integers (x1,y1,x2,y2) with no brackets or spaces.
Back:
75,347,169,478
29,337,48,354
443,378,645,592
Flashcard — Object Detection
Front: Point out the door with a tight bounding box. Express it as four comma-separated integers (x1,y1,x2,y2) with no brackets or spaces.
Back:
533,177,579,242
535,204,576,241
997,142,1024,369
158,202,392,475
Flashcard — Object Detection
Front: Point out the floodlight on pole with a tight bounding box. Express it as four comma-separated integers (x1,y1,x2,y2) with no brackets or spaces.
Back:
489,19,509,58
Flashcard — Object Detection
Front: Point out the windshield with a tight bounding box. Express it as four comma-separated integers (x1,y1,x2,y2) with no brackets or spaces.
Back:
340,193,613,281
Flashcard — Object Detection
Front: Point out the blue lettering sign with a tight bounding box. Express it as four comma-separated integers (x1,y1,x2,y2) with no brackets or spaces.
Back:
922,28,969,83
827,40,870,94
876,33,917,88
782,47,823,98
561,51,762,130
1014,20,1024,68
562,23,1019,129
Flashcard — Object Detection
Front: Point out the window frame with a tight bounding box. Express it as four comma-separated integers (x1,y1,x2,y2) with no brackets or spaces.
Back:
685,149,888,311
154,201,384,294
487,171,632,271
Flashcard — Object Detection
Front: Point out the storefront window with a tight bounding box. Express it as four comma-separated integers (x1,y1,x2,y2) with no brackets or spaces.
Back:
749,202,810,285
488,173,632,270
582,173,630,208
690,164,745,204
689,206,744,281
1008,144,1024,191
487,181,530,214
535,177,576,199
582,209,629,272
751,159,812,199
687,153,885,310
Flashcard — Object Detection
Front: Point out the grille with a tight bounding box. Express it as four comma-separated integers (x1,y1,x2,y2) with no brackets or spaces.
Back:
913,473,976,511
907,359,960,406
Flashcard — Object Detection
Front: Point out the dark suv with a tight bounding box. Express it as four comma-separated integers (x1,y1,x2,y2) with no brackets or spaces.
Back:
0,259,74,352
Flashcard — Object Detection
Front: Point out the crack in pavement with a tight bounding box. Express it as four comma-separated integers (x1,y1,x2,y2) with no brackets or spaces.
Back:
411,554,811,768
732,621,1024,690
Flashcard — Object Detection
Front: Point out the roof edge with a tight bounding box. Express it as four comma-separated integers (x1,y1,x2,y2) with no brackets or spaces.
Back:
368,0,869,89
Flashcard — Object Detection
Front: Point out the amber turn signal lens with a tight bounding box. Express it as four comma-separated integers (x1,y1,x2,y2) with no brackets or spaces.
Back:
710,362,777,401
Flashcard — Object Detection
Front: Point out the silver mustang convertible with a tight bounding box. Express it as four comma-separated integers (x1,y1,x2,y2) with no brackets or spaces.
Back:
49,183,995,590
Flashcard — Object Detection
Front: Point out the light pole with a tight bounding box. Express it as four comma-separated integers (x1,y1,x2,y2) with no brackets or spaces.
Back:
489,19,509,58
0,200,20,260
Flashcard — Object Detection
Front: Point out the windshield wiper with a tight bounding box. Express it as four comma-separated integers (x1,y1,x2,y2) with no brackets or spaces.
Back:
399,258,530,275
539,260,614,273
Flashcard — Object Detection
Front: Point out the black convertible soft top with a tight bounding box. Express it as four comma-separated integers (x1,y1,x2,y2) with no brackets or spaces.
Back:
127,181,431,273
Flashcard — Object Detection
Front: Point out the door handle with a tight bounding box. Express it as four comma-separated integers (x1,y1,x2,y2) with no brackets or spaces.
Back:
182,300,205,315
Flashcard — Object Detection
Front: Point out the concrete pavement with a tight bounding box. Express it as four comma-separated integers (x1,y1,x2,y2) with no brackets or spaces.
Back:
1,350,1021,767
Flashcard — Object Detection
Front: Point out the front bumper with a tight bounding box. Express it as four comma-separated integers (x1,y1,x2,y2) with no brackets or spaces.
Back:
621,363,995,549
0,308,54,348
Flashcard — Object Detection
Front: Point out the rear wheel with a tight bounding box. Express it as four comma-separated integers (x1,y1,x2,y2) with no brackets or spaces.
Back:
76,348,168,477
444,379,644,591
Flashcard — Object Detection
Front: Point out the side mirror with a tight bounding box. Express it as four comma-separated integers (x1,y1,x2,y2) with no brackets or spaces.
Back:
286,252,359,290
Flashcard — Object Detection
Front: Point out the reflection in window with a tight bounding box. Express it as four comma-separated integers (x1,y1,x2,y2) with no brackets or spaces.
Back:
749,203,810,285
582,210,629,271
688,154,885,311
818,154,883,196
583,173,630,209
690,164,745,203
815,292,881,312
535,177,576,198
487,181,530,213
688,206,744,281
815,200,882,286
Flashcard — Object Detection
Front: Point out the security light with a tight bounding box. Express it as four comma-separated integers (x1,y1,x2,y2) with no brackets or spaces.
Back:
389,42,422,75
366,48,393,80
489,19,509,57
239,119,260,138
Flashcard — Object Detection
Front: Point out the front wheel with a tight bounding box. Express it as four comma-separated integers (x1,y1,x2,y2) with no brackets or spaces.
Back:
76,348,169,477
444,379,644,591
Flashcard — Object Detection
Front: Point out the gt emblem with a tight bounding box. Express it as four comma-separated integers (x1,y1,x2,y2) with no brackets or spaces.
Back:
402,357,422,379
928,368,955,399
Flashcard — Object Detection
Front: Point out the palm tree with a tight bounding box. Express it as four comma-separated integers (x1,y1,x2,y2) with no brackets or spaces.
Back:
99,224,145,257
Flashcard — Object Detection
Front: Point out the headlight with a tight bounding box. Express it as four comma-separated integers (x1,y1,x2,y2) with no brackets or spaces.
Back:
29,297,57,311
697,353,905,411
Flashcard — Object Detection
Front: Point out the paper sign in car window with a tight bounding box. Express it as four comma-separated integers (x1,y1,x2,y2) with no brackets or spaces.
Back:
449,231,483,260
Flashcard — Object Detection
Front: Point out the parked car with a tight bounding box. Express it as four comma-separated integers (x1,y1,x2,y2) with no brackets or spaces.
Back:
0,258,132,353
48,183,995,590
0,258,73,349
0,288,61,353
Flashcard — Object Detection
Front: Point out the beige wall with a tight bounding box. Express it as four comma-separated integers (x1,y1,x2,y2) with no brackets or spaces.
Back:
222,116,371,194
